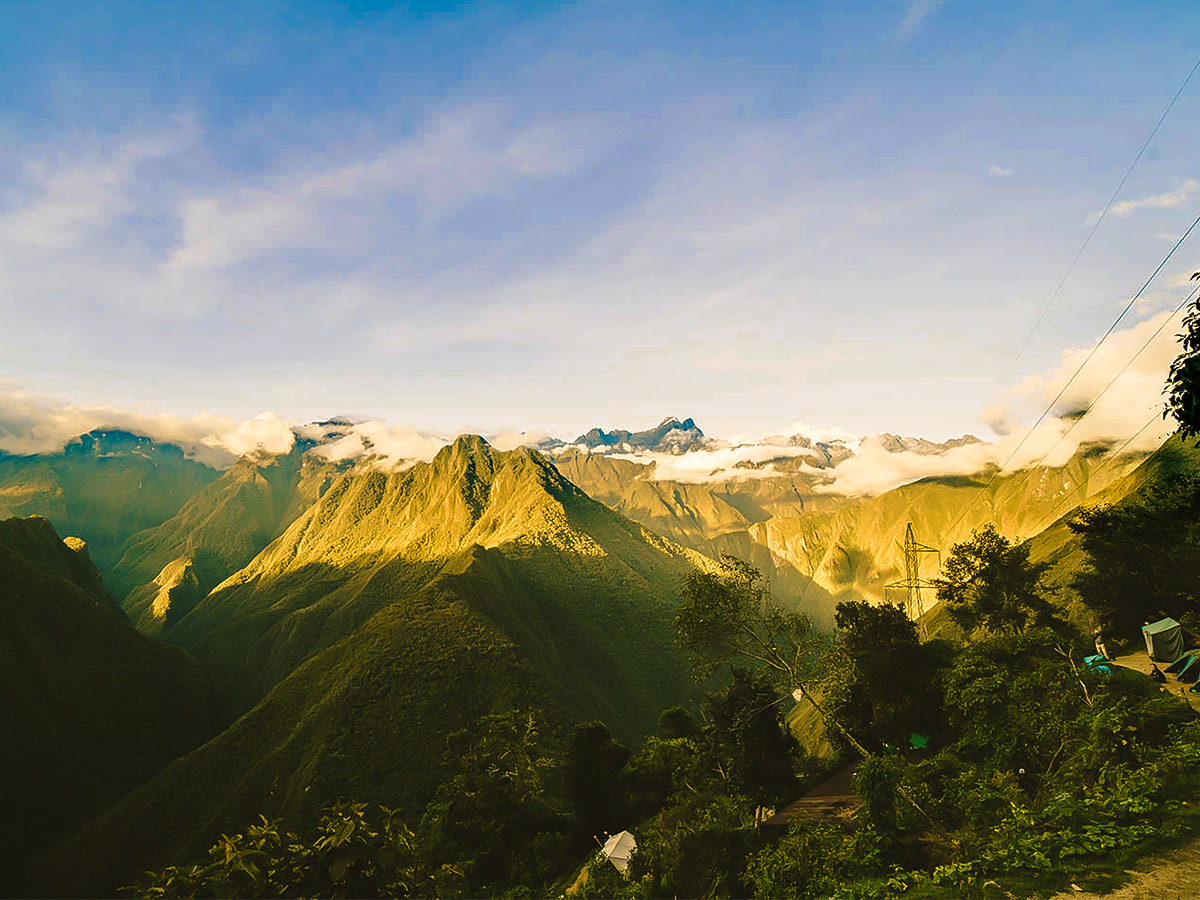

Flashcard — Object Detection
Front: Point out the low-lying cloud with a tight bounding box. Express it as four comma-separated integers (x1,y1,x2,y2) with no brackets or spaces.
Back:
0,303,1185,494
0,384,294,467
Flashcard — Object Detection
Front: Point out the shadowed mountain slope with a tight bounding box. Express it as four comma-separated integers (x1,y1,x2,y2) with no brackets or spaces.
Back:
34,557,557,897
0,516,227,896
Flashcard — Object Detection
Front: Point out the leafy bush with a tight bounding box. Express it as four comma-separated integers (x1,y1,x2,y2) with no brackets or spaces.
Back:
128,802,423,899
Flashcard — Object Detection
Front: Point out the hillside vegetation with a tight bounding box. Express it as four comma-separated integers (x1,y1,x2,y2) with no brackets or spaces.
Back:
167,436,712,718
109,446,344,634
0,516,228,895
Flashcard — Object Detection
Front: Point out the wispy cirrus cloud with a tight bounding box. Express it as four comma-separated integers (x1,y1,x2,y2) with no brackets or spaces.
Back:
1086,178,1200,224
896,0,945,43
169,106,592,271
0,116,197,251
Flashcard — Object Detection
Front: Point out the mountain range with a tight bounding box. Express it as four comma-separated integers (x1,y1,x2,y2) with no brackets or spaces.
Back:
0,415,1166,895
28,436,717,894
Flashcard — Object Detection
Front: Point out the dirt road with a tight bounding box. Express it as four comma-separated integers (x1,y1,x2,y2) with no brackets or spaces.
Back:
1047,834,1200,899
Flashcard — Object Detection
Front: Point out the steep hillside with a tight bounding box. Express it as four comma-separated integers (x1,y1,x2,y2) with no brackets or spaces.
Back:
553,447,840,538
0,516,228,895
35,555,560,897
1020,434,1200,625
749,446,1150,611
0,431,218,570
166,437,712,723
109,447,344,634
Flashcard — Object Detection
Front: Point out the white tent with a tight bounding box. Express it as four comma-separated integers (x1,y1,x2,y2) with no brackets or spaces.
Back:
601,830,637,875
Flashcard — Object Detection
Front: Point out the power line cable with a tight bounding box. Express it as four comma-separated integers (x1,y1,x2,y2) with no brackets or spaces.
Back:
938,208,1200,543
1003,282,1200,538
884,56,1200,558
999,55,1200,388
1026,410,1169,533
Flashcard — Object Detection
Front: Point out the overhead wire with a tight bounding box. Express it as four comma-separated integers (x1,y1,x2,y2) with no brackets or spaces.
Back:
887,55,1200,557
997,56,1200,389
1022,410,1170,534
1002,280,1200,540
937,207,1200,544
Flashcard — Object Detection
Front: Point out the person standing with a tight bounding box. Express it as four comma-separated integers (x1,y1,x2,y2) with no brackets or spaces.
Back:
1094,625,1110,661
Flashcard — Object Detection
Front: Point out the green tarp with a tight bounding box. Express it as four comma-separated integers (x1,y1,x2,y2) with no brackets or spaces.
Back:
1144,617,1185,663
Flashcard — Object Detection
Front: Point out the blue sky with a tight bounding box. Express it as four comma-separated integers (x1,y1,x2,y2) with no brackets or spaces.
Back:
2,0,1200,445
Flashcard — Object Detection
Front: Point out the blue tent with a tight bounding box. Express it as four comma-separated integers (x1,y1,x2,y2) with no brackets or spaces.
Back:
1180,655,1200,683
1167,653,1195,675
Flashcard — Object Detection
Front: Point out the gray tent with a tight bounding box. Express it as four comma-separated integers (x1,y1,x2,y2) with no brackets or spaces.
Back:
1143,617,1185,663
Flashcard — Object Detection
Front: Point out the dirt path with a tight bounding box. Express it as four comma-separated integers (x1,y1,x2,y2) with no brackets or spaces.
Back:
1047,833,1200,899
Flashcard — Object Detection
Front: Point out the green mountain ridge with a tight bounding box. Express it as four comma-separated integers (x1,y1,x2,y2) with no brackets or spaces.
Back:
109,445,345,634
0,515,228,896
166,436,713,712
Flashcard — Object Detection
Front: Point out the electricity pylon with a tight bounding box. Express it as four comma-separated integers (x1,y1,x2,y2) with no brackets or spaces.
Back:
885,523,940,640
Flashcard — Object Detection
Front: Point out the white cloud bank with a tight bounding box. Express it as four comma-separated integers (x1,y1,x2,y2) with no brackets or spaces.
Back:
0,305,1184,491
0,385,295,467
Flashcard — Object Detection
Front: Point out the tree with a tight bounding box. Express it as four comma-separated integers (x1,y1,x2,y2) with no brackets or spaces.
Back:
565,721,630,840
701,668,800,809
1069,471,1200,634
673,556,868,757
674,558,938,826
825,601,947,750
419,710,570,894
934,524,1055,636
1165,277,1200,442
129,802,425,899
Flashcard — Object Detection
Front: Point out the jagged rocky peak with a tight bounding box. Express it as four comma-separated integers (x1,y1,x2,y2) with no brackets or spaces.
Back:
291,417,361,449
572,416,709,454
877,433,982,455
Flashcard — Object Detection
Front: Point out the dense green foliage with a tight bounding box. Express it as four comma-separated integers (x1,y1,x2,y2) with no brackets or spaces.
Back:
578,626,1200,899
129,711,574,899
823,601,949,752
674,556,819,686
934,523,1056,635
1070,470,1200,633
1165,288,1200,443
567,722,633,841
130,803,424,899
